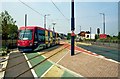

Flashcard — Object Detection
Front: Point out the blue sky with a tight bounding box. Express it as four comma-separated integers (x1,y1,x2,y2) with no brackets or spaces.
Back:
1,0,119,36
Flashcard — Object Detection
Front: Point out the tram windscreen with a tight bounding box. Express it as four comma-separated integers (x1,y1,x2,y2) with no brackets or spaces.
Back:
19,30,33,40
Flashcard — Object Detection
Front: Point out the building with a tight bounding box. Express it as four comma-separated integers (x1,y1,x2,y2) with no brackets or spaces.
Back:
85,34,95,39
78,31,95,40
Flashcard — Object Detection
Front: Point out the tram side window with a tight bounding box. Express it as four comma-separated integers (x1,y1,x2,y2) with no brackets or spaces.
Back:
38,33,45,42
53,33,55,40
38,33,42,41
57,33,59,37
37,29,45,42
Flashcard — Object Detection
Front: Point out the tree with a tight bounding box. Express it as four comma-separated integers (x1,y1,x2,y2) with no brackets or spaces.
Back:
0,11,18,47
118,32,120,40
67,33,71,40
95,34,99,39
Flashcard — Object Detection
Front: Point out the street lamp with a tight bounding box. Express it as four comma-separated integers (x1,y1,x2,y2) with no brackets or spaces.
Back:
90,27,91,39
52,22,56,32
80,26,81,33
99,13,105,34
44,14,50,29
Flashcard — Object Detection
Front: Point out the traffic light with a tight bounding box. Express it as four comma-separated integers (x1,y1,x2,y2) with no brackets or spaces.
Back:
97,28,100,35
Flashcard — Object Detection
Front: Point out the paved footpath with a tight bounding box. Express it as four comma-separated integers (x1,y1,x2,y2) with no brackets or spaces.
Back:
2,41,120,78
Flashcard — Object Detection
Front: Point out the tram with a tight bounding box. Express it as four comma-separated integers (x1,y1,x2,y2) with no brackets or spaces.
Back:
17,26,60,52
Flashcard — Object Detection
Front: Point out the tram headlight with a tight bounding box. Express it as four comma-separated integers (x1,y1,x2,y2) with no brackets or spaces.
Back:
17,43,20,46
30,43,33,46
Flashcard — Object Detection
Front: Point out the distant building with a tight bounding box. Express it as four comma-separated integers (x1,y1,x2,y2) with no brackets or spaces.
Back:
78,31,86,37
99,34,107,39
78,31,95,40
85,34,95,39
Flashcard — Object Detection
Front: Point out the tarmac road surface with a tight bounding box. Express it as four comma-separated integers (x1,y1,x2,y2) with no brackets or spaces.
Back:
77,44,119,62
4,52,34,79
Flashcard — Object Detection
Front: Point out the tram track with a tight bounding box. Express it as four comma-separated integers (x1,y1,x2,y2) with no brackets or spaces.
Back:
0,44,63,72
14,44,69,78
1,44,69,74
0,45,63,72
0,45,63,64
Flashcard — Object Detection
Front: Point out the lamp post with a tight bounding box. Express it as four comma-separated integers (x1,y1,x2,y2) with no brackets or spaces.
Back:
25,14,27,27
44,14,50,29
48,25,51,30
90,27,91,39
52,22,56,32
99,13,105,34
80,26,81,33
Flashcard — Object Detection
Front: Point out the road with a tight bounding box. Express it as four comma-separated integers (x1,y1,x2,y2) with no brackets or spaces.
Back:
77,43,119,62
4,52,34,78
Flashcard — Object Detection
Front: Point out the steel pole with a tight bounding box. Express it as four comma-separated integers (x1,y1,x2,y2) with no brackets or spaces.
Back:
80,26,81,33
53,25,55,32
23,14,27,40
44,15,46,29
90,27,91,39
25,14,27,27
71,0,75,56
103,13,105,34
100,13,105,34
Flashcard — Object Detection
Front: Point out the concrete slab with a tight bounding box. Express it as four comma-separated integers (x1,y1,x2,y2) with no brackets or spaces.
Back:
43,65,64,77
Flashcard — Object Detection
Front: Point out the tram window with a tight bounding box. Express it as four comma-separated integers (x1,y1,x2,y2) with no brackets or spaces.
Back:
19,30,32,40
38,33,44,42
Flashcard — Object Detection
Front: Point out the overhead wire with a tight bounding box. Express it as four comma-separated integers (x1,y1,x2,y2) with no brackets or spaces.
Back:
19,0,44,17
18,0,55,24
51,0,70,22
18,0,70,31
19,0,70,23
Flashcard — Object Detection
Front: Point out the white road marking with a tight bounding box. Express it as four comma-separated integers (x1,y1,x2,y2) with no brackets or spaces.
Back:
23,53,38,77
0,53,10,78
40,51,69,77
41,49,84,77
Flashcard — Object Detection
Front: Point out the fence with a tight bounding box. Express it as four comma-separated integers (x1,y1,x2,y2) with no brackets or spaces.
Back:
83,40,119,49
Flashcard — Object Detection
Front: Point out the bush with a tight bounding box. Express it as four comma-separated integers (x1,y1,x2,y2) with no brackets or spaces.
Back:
0,47,9,56
2,52,7,56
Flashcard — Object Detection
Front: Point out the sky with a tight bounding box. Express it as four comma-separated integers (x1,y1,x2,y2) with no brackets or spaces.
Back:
0,0,119,36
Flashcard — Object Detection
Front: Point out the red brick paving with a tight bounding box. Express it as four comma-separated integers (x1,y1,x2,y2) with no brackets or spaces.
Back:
58,41,119,77
58,51,119,77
